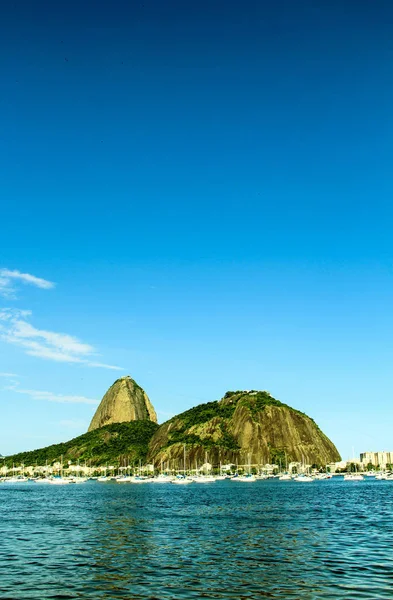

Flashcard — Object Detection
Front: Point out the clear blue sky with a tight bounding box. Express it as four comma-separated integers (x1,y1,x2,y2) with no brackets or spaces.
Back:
1,0,393,459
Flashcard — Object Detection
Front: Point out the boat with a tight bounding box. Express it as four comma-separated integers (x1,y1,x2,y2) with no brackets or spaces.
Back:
150,474,173,483
170,444,194,484
48,455,71,484
48,477,72,485
343,473,364,481
344,456,364,481
192,475,216,483
171,475,194,485
293,474,314,482
70,476,88,484
232,474,257,482
278,474,292,481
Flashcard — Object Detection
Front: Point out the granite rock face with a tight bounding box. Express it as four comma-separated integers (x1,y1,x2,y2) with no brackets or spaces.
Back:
88,376,157,432
147,390,340,467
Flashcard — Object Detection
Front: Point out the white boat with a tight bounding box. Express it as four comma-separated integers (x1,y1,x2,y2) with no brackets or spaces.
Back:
343,473,364,481
170,444,194,484
293,475,314,482
278,474,292,481
171,476,194,485
69,476,88,484
150,475,174,483
49,477,71,485
192,476,216,483
232,475,257,482
130,476,150,483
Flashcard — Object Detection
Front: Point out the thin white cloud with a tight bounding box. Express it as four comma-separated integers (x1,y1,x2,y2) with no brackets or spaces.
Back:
0,308,122,370
0,268,54,297
87,361,124,371
0,372,18,378
6,385,99,405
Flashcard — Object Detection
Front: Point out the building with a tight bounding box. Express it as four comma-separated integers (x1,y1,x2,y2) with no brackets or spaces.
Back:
360,451,393,468
328,461,348,473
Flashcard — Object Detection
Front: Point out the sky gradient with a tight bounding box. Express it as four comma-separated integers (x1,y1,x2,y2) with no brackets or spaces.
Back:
1,0,393,459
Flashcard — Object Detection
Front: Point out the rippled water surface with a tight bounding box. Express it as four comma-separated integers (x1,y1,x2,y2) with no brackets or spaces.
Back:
1,478,393,599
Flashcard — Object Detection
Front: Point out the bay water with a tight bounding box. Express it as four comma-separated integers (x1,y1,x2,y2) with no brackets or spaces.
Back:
1,478,393,599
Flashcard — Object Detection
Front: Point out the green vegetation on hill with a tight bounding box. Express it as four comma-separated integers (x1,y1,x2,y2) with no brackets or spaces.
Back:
4,421,159,467
160,391,286,452
174,399,237,427
167,390,284,431
161,397,238,451
148,389,341,467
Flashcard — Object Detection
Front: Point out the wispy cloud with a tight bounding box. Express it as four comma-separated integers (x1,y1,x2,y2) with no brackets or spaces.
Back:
0,372,18,378
0,308,122,370
0,268,54,298
6,383,98,405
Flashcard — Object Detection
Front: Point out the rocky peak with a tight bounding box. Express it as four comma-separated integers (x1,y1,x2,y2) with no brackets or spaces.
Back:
88,376,157,432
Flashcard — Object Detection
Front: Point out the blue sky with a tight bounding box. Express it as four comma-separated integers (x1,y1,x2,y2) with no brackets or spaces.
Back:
1,0,393,459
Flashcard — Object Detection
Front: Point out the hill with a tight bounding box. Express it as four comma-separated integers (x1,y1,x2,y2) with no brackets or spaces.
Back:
3,421,159,468
147,390,340,468
88,375,157,432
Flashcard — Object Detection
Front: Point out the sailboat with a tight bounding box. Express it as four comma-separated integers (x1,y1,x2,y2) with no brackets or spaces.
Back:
193,451,216,483
171,445,193,484
151,460,173,482
293,453,313,481
233,454,256,482
344,449,364,481
49,455,71,484
293,474,314,482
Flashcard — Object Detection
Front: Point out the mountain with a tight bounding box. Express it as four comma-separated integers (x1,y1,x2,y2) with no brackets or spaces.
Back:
3,387,340,470
147,390,341,467
3,421,159,468
88,376,157,432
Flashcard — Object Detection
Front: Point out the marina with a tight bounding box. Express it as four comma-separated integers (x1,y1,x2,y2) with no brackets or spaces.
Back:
1,463,392,485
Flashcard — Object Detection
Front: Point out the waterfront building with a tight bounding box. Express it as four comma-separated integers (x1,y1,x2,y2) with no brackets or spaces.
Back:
360,451,393,467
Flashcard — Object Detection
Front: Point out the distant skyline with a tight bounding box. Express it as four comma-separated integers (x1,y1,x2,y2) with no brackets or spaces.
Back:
1,0,393,458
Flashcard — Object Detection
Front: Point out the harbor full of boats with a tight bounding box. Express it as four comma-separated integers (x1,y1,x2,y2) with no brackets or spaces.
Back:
2,470,393,484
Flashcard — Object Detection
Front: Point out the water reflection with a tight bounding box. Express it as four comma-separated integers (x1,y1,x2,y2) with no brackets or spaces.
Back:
1,479,393,598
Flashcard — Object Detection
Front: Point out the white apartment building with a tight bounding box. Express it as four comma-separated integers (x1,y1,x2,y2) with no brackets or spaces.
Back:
360,451,393,467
